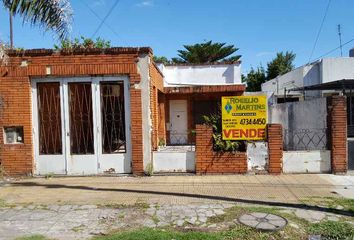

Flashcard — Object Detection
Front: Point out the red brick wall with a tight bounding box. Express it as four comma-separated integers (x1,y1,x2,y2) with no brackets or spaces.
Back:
0,50,147,175
157,92,166,145
0,77,33,175
195,124,247,174
149,61,164,150
267,124,283,174
327,96,347,174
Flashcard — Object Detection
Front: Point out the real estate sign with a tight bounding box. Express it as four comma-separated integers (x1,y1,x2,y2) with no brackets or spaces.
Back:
221,96,267,140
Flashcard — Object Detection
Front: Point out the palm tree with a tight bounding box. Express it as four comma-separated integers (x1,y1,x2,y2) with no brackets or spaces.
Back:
1,0,72,63
172,40,241,64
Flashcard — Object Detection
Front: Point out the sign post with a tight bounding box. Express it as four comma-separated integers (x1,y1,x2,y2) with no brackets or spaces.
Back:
222,96,267,140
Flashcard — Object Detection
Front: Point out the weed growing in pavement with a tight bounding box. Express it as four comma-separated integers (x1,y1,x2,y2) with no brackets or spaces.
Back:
308,221,354,240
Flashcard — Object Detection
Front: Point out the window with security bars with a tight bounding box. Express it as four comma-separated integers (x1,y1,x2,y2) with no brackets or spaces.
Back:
37,82,62,154
69,82,94,154
100,82,126,153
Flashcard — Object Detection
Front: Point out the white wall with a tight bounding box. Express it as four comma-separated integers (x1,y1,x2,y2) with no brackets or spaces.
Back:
137,54,152,172
321,58,354,83
159,63,242,86
153,152,195,172
269,98,327,129
283,150,331,173
262,66,306,96
262,57,354,98
247,142,268,171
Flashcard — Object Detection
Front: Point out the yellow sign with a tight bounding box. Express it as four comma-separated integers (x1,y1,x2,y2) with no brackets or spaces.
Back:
222,96,267,140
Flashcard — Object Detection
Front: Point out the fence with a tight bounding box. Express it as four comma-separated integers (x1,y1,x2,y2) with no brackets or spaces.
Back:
283,128,327,151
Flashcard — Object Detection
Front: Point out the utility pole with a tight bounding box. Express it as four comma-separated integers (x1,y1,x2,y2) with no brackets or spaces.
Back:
9,11,13,49
337,24,343,57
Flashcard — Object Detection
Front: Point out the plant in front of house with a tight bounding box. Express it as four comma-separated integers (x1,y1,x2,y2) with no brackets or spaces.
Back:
202,113,245,153
54,36,111,51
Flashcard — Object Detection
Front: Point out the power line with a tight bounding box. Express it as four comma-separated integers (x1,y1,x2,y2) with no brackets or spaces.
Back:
308,0,332,63
91,0,121,38
79,0,120,38
311,37,354,62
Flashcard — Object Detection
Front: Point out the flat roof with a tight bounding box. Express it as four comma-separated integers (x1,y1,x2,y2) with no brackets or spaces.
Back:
7,47,153,57
289,79,354,91
164,84,245,94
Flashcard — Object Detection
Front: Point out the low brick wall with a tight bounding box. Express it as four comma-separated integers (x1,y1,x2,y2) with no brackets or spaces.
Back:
267,124,283,174
195,124,247,174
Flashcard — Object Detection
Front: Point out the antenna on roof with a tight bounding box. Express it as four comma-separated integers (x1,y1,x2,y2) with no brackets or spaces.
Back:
338,24,343,57
9,11,13,49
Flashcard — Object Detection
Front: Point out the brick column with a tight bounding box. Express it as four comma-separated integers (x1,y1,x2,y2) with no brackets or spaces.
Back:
267,124,283,174
130,87,144,175
327,96,347,174
195,124,213,174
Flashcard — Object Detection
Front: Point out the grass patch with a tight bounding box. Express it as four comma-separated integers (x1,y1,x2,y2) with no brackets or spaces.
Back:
93,228,222,240
302,197,354,213
71,224,86,233
0,198,16,208
151,215,160,225
208,205,294,224
207,205,309,239
15,235,51,240
308,221,354,240
92,226,306,240
97,201,149,211
97,203,128,209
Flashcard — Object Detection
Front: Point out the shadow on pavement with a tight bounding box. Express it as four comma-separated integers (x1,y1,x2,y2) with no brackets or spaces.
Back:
9,181,354,217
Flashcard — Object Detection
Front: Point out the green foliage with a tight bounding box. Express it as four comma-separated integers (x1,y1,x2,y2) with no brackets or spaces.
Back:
93,228,222,240
158,138,166,147
54,36,111,50
243,51,296,92
153,56,171,65
266,51,296,80
202,114,243,153
242,66,266,92
145,162,154,176
3,0,72,40
15,235,50,240
174,40,241,64
308,221,354,240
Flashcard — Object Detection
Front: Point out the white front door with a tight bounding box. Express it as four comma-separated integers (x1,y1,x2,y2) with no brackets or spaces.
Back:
169,100,188,145
32,77,131,175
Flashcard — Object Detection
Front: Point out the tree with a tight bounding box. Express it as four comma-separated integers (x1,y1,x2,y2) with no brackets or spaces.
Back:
242,66,266,92
173,40,241,64
153,56,171,65
266,51,296,80
1,0,72,64
243,51,296,92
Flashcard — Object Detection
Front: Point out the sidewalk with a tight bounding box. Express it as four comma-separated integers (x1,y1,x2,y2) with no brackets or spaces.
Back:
1,174,353,206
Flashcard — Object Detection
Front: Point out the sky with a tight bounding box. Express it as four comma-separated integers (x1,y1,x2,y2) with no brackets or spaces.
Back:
1,0,354,73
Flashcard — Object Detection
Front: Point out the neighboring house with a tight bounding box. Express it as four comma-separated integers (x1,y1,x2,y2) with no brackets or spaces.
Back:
0,48,245,176
261,55,354,136
157,63,243,146
262,55,354,103
261,52,354,171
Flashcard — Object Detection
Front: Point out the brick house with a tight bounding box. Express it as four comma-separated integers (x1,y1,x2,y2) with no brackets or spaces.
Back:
0,48,246,176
